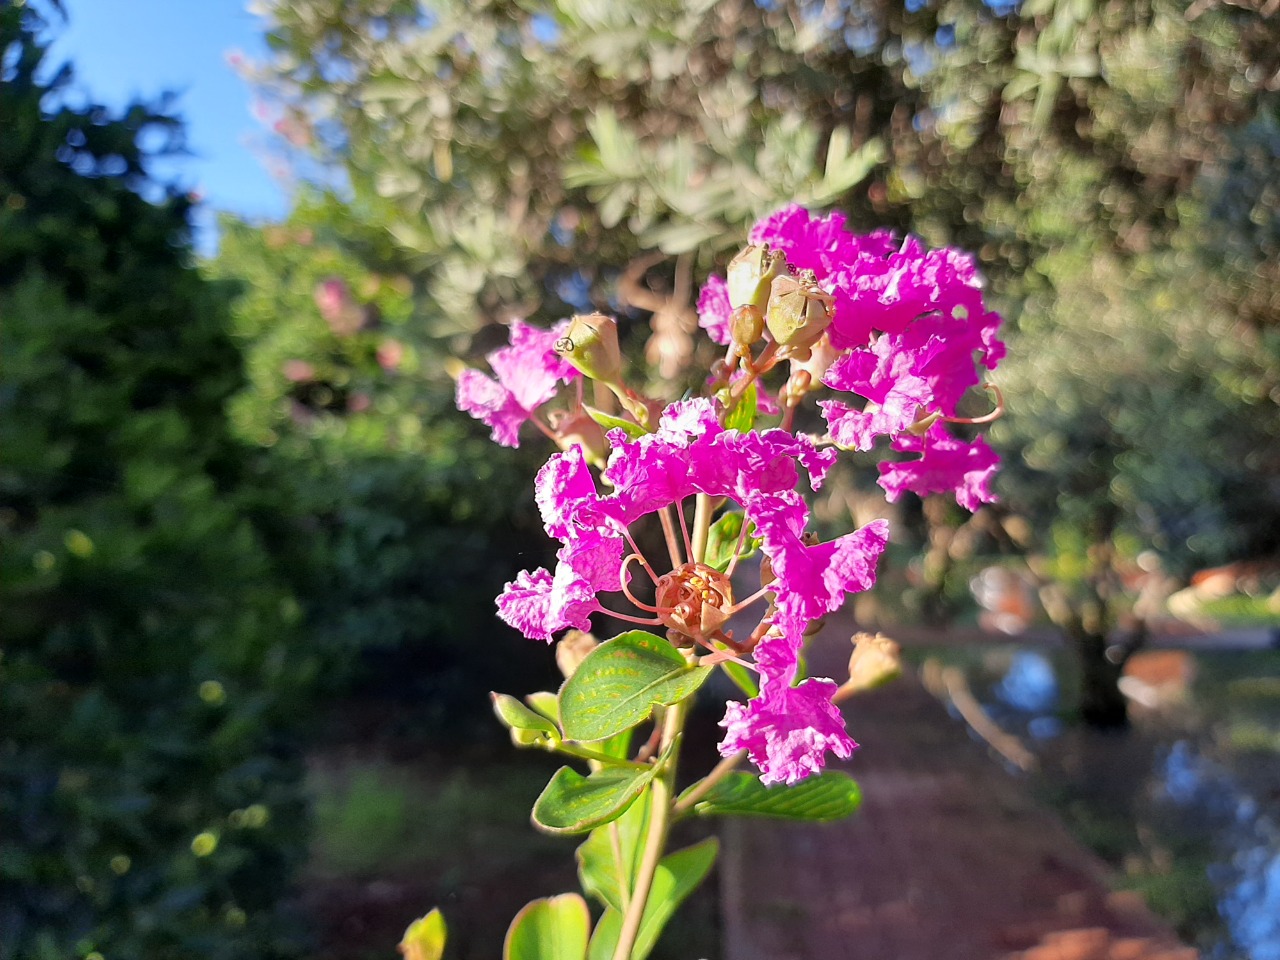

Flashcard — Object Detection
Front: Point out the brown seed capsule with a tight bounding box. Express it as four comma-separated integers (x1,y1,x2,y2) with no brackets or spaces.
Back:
655,562,735,642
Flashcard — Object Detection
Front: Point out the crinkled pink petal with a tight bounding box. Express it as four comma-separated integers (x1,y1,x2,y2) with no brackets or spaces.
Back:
696,275,732,346
658,397,722,441
488,319,579,412
535,445,601,538
818,390,929,452
549,560,606,632
456,320,579,447
557,533,625,595
752,495,890,626
496,568,559,642
455,368,527,448
749,206,1005,363
878,423,1000,512
718,676,856,785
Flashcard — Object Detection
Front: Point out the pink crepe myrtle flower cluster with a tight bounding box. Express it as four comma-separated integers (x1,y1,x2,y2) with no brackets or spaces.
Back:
455,319,580,448
456,206,1006,786
495,398,888,784
698,205,1005,512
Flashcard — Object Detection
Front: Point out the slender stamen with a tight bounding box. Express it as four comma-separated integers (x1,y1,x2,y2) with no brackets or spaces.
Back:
696,648,759,670
675,498,693,563
620,528,660,585
658,507,683,569
619,556,665,613
597,606,665,627
778,386,798,432
943,383,1004,425
723,517,753,578
725,582,775,616
531,417,560,442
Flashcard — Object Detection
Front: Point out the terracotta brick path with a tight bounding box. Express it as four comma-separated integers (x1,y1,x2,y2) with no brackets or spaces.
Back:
718,657,1195,960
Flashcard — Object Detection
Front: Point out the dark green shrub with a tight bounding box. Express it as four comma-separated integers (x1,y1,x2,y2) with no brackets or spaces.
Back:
1,7,314,957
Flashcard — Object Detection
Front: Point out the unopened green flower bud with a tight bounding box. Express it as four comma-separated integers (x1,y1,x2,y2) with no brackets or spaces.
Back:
765,270,834,357
726,243,788,312
555,313,623,386
729,304,765,350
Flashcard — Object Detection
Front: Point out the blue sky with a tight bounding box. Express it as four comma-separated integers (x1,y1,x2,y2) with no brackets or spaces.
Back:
47,0,290,254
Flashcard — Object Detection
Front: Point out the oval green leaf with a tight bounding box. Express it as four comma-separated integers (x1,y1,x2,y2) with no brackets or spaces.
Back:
576,791,651,912
400,908,447,960
533,765,655,835
493,693,560,736
584,405,650,439
723,380,757,433
559,631,712,743
504,893,590,960
679,771,861,822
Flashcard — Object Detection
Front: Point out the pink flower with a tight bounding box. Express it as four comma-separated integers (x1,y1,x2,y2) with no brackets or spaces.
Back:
696,274,732,346
750,206,1006,363
877,423,1000,512
496,397,886,781
455,320,579,447
752,495,890,629
719,679,856,785
718,620,856,785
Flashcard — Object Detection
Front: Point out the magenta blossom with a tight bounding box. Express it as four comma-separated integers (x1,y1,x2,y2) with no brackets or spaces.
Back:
878,422,1000,512
456,319,580,447
496,398,888,783
696,274,732,346
719,620,856,786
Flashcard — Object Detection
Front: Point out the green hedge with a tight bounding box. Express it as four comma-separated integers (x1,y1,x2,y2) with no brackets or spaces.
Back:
1,8,315,956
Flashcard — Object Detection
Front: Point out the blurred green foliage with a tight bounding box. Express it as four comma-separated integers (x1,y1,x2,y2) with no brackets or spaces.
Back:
206,202,558,728
248,0,1279,571
245,0,1278,729
0,7,312,957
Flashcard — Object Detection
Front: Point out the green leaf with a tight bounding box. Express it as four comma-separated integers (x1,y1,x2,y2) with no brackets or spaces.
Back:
704,511,760,573
493,693,559,735
400,908,447,960
587,909,622,960
679,771,861,821
525,691,561,726
584,405,650,439
559,631,712,742
719,659,759,698
504,893,590,960
597,727,635,762
584,839,719,960
723,380,757,432
533,765,656,835
576,791,651,912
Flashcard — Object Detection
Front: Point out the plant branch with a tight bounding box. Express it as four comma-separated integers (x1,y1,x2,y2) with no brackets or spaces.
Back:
611,701,686,960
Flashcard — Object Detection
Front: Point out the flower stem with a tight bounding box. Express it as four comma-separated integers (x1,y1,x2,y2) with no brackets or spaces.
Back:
611,700,686,960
